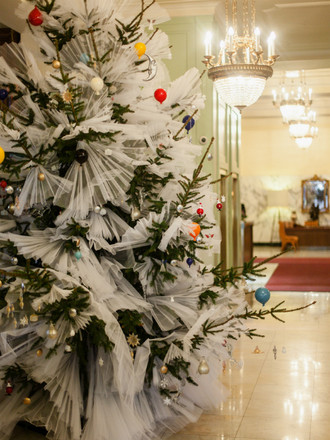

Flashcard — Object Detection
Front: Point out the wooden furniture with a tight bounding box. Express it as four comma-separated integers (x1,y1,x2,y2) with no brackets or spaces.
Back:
243,222,253,262
285,225,330,247
304,220,319,227
279,221,299,251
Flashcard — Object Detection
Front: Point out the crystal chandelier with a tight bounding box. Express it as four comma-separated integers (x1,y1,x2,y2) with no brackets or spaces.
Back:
272,71,312,123
293,125,318,149
289,110,316,137
203,0,278,111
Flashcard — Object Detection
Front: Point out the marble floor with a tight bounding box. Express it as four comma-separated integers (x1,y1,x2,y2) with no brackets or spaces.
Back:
169,247,330,440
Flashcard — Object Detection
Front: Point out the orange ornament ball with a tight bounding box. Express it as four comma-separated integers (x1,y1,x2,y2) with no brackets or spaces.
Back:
188,222,201,240
134,42,146,59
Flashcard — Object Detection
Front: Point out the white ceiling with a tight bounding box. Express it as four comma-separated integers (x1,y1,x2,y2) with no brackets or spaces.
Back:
157,0,330,119
1,0,330,118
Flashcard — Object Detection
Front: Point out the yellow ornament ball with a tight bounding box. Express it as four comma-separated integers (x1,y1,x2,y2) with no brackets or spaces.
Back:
0,147,5,164
134,42,146,59
23,397,31,405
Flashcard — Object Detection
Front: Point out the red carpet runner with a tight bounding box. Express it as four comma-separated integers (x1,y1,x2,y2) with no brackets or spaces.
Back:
259,258,330,292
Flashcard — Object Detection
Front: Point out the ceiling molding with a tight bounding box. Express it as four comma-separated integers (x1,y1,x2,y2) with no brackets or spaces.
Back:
156,0,218,16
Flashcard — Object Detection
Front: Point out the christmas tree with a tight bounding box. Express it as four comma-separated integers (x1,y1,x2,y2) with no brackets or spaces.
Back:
0,1,314,439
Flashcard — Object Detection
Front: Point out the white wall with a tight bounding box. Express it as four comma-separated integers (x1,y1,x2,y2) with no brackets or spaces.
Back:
240,115,330,242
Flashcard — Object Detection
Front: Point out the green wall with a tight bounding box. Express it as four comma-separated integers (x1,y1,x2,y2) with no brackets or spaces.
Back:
159,16,242,268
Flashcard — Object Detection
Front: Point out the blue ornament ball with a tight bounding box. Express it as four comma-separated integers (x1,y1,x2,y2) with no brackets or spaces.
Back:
186,257,194,267
74,250,82,261
80,53,90,64
255,287,270,306
182,115,195,133
0,89,9,101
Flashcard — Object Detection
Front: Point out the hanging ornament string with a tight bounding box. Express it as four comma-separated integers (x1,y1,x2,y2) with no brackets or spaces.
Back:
88,27,102,76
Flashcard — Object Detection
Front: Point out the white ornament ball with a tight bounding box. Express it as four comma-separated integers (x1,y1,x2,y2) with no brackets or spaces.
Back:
207,153,213,161
90,77,104,95
100,208,107,216
94,206,101,214
64,344,72,353
177,205,184,213
69,327,75,337
109,85,117,94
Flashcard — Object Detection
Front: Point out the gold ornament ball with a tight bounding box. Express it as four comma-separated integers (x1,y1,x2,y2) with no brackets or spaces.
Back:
36,349,43,357
75,238,80,246
52,59,61,69
46,323,58,339
23,397,31,405
160,365,168,374
7,203,15,214
0,280,2,288
38,172,45,181
198,358,210,375
30,313,39,322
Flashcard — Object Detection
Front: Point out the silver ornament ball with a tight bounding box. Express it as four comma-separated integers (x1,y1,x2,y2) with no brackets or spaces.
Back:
196,236,203,244
131,206,142,221
177,205,184,213
11,257,18,265
171,259,178,266
69,308,77,318
207,153,213,161
100,208,107,216
94,205,101,214
5,186,14,195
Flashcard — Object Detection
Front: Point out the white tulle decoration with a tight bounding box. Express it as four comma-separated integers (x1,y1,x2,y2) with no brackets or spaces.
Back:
14,164,72,215
164,67,205,112
54,143,137,223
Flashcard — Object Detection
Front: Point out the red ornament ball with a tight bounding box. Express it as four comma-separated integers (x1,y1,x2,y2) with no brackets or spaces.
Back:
5,383,13,395
28,6,43,26
154,88,167,104
197,207,204,216
0,180,7,189
216,202,223,211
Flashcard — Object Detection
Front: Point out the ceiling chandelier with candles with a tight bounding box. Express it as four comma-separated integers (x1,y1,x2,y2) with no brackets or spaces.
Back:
272,71,318,149
203,0,279,111
272,71,312,123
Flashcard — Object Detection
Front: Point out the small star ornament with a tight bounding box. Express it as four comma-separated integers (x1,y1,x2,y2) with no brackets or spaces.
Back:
62,90,73,102
163,397,172,406
20,315,29,327
127,333,140,347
